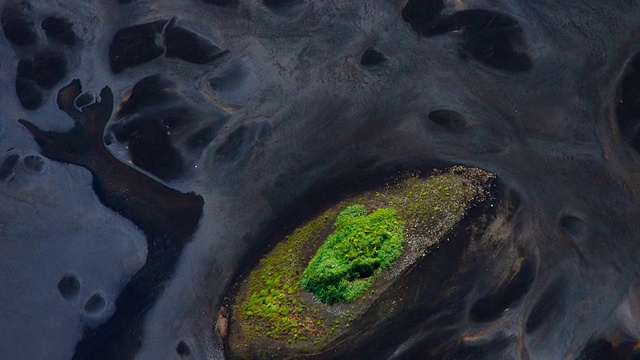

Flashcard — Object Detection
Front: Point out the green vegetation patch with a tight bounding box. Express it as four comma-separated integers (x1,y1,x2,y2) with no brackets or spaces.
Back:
301,205,405,304
236,209,337,343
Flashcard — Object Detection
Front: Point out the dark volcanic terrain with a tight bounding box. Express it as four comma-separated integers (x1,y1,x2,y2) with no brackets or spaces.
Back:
2,1,640,359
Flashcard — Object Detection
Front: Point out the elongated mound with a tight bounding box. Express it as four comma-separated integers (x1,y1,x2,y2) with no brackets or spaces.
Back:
301,205,405,304
228,167,495,358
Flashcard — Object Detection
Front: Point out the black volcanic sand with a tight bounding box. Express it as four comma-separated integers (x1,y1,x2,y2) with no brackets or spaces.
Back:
4,1,640,360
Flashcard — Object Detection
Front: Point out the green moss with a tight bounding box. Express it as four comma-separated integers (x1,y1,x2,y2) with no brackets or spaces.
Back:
392,172,478,237
236,209,337,342
301,205,405,304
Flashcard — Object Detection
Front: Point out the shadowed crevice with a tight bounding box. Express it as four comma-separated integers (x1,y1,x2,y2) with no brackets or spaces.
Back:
470,258,536,323
615,52,640,153
401,0,445,36
1,5,36,45
202,0,238,7
360,47,387,68
427,109,467,131
401,4,532,72
526,277,566,334
109,20,167,74
165,23,228,64
41,16,77,46
0,153,20,180
577,339,636,360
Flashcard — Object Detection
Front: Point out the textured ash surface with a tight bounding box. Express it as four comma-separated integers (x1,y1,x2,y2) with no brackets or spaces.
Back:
2,0,640,359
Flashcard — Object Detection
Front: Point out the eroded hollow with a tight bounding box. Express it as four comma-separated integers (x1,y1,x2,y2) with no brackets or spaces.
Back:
0,153,20,180
202,0,238,6
187,125,216,150
470,257,536,323
263,0,302,9
576,339,637,360
1,6,37,45
427,109,466,131
401,5,532,72
215,125,247,160
526,277,566,334
18,52,68,89
112,115,186,181
360,47,387,68
262,0,307,16
109,20,166,73
84,293,106,314
615,52,640,153
15,77,42,110
176,341,191,357
444,10,533,72
117,75,177,118
22,154,45,174
165,24,227,64
57,275,80,301
41,16,77,46
559,214,588,238
208,60,246,91
401,0,444,36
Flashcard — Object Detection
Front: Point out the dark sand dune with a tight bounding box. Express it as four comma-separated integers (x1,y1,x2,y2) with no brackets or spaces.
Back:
2,0,640,359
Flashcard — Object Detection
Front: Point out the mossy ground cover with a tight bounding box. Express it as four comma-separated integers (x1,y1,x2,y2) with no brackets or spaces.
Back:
301,205,405,304
234,209,338,345
228,166,494,358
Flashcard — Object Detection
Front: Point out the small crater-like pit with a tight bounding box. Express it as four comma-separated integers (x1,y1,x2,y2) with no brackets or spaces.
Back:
1,7,37,45
0,153,20,180
15,77,43,110
57,275,80,301
176,341,191,357
427,109,467,131
41,17,77,46
22,154,45,174
84,293,106,314
360,47,387,68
